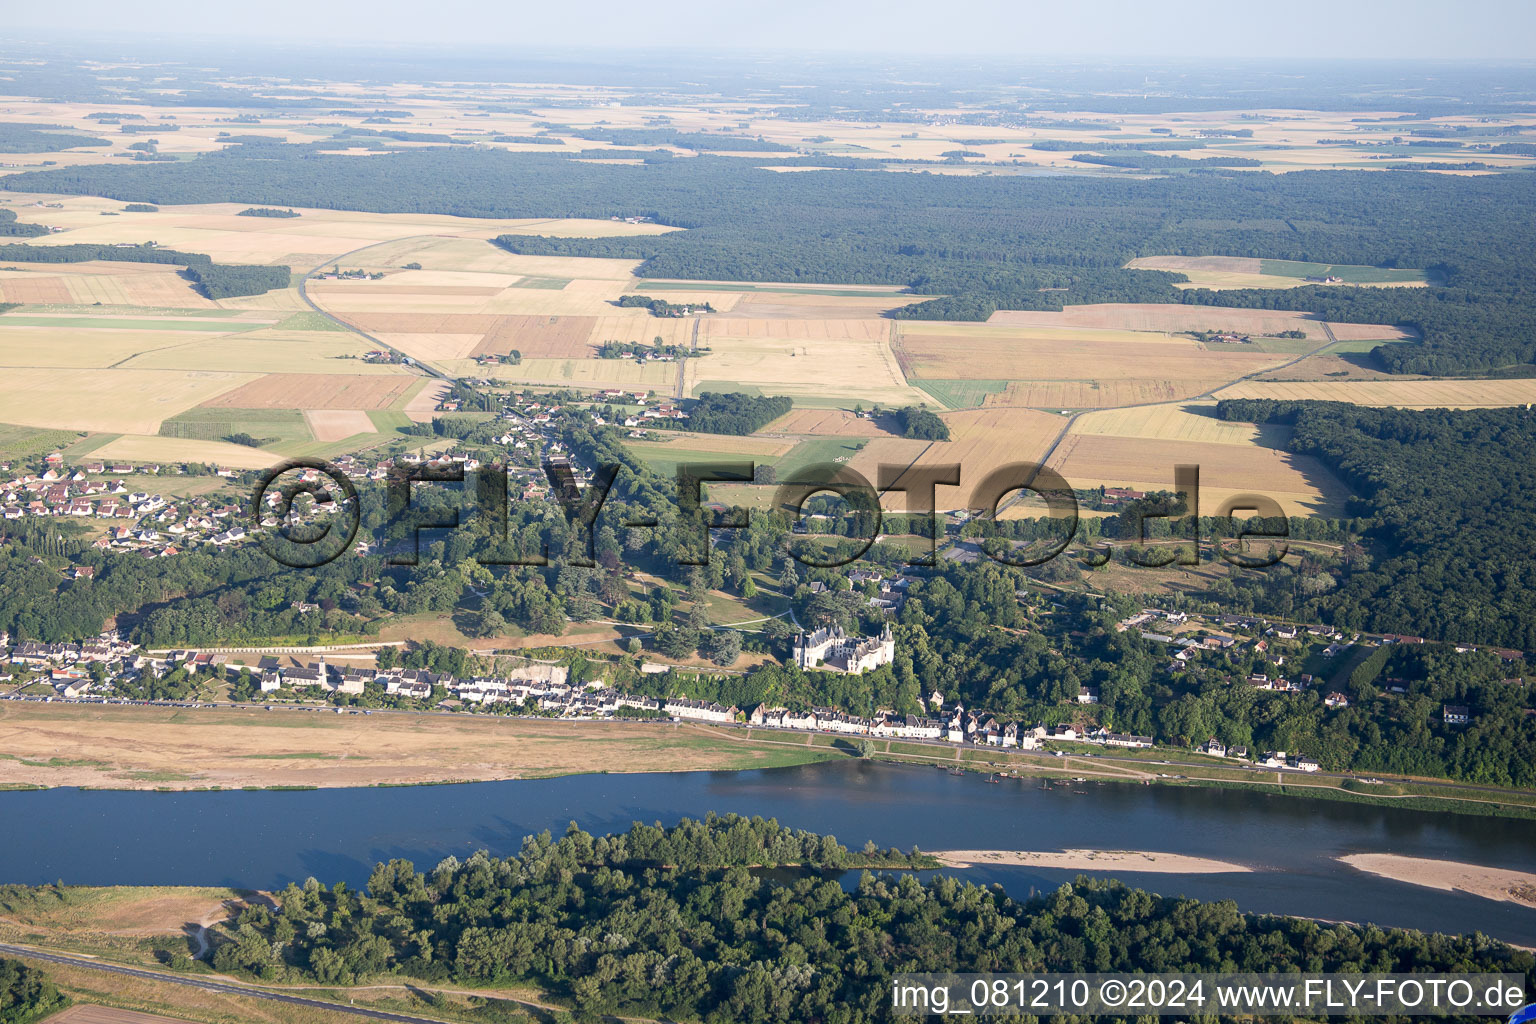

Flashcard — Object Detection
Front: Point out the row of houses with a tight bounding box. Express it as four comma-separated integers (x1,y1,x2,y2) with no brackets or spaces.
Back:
748,702,1153,750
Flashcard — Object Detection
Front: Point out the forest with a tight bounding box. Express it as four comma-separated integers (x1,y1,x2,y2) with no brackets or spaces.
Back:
175,816,1533,1023
0,121,106,154
0,242,289,299
1214,402,1536,649
0,210,47,238
895,406,950,440
0,957,64,1024
7,144,1535,372
670,393,793,435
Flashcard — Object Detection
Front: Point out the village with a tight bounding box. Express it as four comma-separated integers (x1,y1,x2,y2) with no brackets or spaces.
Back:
1,589,1516,777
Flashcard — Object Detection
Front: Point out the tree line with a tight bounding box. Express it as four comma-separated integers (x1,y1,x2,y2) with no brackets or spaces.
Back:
9,143,1533,372
170,816,1535,1023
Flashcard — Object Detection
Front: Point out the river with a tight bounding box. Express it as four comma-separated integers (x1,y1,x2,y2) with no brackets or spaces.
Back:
5,761,1534,944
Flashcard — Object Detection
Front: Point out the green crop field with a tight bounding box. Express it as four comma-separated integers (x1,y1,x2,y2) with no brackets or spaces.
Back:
275,310,349,331
508,276,572,289
911,379,1009,408
1258,259,1429,284
775,437,869,478
0,423,82,460
158,407,311,444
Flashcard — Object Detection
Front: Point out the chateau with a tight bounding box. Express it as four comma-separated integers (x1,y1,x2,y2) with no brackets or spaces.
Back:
791,623,895,673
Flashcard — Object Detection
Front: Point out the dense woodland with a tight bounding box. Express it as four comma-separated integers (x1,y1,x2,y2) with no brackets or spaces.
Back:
672,393,793,435
0,121,105,154
176,816,1534,1023
8,145,1536,371
1214,402,1536,649
0,242,288,299
894,406,950,440
0,958,64,1024
0,210,47,238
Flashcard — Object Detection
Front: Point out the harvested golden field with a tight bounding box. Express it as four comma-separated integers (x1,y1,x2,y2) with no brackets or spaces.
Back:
333,311,607,360
688,318,927,406
0,368,255,433
319,312,502,334
90,433,285,469
987,303,1411,341
405,380,453,421
493,356,679,390
586,314,694,348
1069,400,1294,447
850,407,1067,511
0,326,221,369
896,322,1284,385
760,407,898,436
472,314,600,358
3,198,675,267
699,317,892,343
0,702,828,790
0,274,71,303
1129,255,1263,275
1047,432,1345,517
1215,378,1536,408
718,293,908,319
200,373,419,410
304,409,376,442
122,329,401,375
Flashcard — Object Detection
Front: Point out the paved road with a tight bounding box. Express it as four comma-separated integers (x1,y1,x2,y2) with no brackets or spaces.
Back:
0,943,456,1024
296,237,452,380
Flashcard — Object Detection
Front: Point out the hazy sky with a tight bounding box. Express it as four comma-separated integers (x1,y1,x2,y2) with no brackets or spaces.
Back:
14,0,1536,59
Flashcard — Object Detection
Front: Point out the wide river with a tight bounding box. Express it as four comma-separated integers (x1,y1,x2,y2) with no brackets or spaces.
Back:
6,761,1534,944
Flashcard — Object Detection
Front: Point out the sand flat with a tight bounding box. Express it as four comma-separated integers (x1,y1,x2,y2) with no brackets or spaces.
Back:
1340,854,1536,908
935,849,1252,873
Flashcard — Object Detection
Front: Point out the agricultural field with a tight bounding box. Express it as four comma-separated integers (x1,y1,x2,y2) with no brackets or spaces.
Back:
199,373,422,411
985,303,1415,341
849,406,1068,511
0,193,675,268
1047,426,1348,518
1069,401,1294,448
494,356,679,391
758,407,899,437
0,422,81,459
91,433,285,469
1215,377,1536,408
0,367,256,434
1127,255,1430,289
894,322,1288,401
690,317,927,407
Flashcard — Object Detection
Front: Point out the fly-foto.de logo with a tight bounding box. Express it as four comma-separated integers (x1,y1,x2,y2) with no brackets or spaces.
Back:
249,457,1294,571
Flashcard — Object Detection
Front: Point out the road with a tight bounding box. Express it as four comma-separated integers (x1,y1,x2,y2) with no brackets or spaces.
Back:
295,237,453,380
0,943,457,1024
989,320,1351,521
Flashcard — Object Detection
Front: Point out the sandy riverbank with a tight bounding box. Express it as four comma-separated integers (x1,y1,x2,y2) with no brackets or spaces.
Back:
1339,854,1536,908
0,703,828,790
934,849,1252,873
